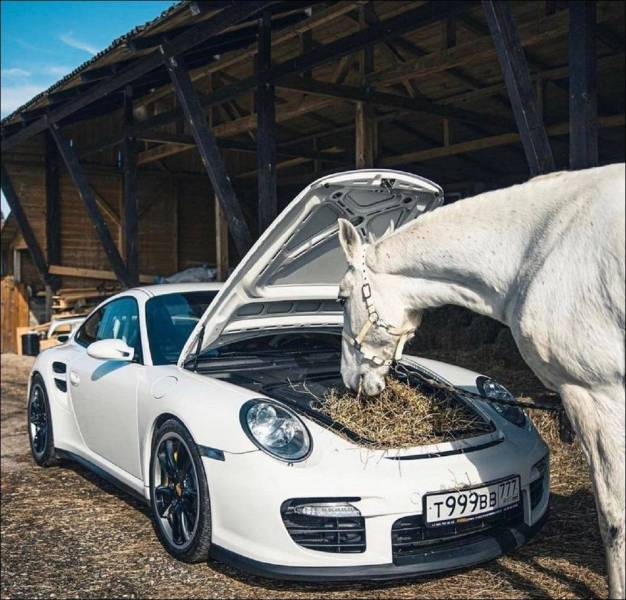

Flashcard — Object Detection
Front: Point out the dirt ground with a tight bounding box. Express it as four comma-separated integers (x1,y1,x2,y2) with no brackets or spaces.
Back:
1,341,607,599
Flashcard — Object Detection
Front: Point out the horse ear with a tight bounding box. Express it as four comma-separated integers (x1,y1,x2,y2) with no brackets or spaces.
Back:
367,231,377,244
337,218,362,265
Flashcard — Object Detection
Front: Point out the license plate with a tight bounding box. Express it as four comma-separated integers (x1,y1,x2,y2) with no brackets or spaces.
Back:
424,476,520,526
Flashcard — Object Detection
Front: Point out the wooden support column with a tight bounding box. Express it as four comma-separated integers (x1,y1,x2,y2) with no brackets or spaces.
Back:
45,131,61,296
215,198,229,281
122,87,139,286
1,164,51,286
569,1,598,170
355,6,376,169
482,0,555,175
50,124,132,287
162,49,253,257
256,9,277,234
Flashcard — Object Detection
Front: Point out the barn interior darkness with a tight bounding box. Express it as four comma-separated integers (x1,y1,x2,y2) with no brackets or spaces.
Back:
1,1,624,314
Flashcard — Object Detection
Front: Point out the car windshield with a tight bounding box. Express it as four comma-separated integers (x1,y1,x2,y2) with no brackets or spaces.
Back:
146,291,218,365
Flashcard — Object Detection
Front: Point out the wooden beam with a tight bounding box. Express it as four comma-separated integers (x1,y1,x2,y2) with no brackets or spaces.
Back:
122,88,139,286
50,124,132,287
162,51,253,257
1,2,277,152
49,264,153,284
45,131,61,291
482,0,555,175
355,5,376,169
382,113,624,167
1,165,51,286
215,197,229,281
135,2,361,111
256,9,278,233
278,77,511,128
369,4,620,88
569,1,598,170
110,0,473,141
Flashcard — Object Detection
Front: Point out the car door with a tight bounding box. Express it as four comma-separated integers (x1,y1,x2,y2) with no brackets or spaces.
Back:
69,296,144,477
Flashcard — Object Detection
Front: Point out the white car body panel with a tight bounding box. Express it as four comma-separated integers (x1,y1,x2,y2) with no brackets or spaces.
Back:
29,171,548,579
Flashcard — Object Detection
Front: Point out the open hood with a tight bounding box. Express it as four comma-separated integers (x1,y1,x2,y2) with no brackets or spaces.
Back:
178,170,443,366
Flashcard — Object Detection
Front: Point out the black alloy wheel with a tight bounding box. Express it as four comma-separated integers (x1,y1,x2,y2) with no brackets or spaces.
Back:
150,419,212,563
27,374,57,466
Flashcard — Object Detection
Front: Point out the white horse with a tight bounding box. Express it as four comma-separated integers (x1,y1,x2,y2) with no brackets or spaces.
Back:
337,163,625,598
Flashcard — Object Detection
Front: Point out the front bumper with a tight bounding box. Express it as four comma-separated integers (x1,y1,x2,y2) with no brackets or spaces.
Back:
210,510,548,582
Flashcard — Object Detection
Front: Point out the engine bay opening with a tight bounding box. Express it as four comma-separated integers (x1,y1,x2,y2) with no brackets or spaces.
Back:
191,329,494,449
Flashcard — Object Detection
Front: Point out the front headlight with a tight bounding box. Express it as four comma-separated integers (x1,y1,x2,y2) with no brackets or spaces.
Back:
476,376,526,427
241,400,311,462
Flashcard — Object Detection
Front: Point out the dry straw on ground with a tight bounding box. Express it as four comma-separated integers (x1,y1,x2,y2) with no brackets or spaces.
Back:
321,378,491,448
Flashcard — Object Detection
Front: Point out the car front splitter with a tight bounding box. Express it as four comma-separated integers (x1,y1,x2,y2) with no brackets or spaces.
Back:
209,510,548,583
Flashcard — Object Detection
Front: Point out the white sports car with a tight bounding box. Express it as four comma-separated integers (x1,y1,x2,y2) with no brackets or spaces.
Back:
27,170,549,581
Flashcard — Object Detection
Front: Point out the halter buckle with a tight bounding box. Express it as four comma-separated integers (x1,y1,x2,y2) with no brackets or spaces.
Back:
362,283,372,299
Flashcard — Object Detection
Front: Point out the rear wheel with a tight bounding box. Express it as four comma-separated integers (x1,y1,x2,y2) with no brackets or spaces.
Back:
27,375,57,466
149,419,212,563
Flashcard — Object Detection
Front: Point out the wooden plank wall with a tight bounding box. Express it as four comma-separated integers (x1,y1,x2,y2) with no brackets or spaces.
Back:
177,176,217,270
0,277,29,353
3,156,219,288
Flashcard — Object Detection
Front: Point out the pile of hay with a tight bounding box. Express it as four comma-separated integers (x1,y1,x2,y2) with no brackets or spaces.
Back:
321,378,491,449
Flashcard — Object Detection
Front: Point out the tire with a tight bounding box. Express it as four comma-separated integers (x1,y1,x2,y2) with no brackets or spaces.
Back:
149,418,212,563
27,374,57,467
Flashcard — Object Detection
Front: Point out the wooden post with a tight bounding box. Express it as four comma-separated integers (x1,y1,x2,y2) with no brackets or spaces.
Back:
45,130,61,319
122,87,139,286
1,164,51,286
162,49,253,257
50,124,132,287
256,9,278,234
482,0,555,175
215,197,229,281
355,6,376,169
569,1,598,170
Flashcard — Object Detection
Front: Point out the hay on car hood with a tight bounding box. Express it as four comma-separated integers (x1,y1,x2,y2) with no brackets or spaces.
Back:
321,378,491,449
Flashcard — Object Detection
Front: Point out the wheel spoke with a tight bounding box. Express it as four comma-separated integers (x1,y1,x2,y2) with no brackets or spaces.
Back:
180,504,191,542
165,439,179,478
178,450,191,479
169,503,183,544
155,485,174,517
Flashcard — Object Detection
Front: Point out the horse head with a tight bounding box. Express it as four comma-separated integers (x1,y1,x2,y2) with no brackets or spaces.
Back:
337,218,419,396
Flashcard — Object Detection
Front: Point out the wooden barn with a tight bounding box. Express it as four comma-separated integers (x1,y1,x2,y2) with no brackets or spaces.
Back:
1,0,624,351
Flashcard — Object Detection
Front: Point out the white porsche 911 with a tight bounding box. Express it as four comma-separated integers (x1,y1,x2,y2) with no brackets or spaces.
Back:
27,170,549,581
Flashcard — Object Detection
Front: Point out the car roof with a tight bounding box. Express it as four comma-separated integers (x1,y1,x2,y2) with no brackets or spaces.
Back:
135,282,224,297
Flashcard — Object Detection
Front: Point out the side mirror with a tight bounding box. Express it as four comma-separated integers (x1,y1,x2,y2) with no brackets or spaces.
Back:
87,338,134,361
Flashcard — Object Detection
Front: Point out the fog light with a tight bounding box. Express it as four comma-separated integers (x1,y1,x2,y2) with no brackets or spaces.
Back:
292,502,361,518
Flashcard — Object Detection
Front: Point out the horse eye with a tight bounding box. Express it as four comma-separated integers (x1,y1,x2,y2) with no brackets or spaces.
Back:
338,297,347,306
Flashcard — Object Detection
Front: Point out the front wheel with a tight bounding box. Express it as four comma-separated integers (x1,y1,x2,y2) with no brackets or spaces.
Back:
149,419,212,563
27,374,57,466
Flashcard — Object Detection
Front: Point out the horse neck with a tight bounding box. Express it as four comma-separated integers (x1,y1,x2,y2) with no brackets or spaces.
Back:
367,182,552,324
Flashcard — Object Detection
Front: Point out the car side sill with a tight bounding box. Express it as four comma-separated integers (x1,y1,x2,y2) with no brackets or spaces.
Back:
56,449,149,505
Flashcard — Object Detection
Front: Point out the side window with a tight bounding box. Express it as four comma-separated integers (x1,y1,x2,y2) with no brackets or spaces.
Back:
75,309,103,347
75,297,143,363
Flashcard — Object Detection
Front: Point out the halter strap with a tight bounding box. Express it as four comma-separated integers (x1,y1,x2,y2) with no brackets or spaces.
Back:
342,247,415,367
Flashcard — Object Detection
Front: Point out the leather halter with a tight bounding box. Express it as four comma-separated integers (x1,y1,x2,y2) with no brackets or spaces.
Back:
341,248,415,367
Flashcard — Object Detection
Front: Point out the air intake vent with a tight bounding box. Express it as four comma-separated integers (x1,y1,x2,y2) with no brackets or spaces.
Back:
52,362,67,374
281,499,365,554
392,505,523,565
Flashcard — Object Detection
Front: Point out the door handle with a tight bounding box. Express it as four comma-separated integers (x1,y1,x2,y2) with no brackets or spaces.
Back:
69,371,80,386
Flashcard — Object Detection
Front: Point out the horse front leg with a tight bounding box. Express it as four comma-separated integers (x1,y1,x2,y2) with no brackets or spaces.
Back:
560,384,625,599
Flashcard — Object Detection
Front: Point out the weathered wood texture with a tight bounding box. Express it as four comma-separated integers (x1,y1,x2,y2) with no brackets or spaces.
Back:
482,0,555,175
0,277,30,353
256,9,278,233
569,1,598,169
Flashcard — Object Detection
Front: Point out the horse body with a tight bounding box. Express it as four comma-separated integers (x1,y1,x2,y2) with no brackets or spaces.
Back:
337,163,625,597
